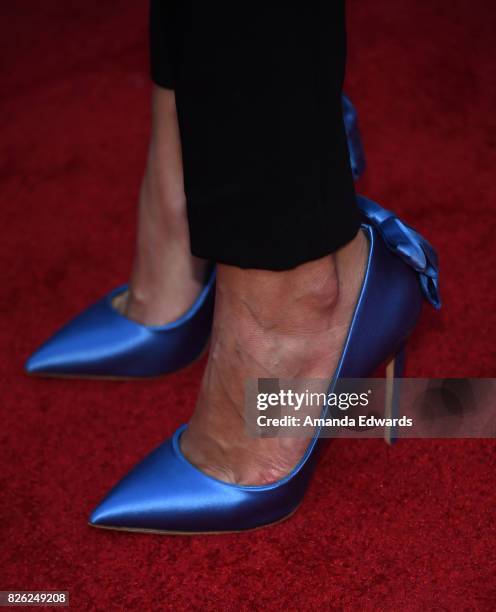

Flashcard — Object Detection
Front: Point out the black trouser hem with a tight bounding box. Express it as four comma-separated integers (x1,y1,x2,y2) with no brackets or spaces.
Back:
188,194,362,271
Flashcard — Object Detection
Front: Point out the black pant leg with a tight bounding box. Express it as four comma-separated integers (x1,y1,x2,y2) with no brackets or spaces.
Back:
150,1,359,270
149,0,180,89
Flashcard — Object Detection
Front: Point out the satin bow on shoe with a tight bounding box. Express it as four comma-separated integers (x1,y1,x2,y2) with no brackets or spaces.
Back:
357,195,441,309
342,94,366,180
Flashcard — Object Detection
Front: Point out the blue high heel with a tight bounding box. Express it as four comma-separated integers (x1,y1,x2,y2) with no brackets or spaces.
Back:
25,94,365,380
25,269,216,379
88,196,440,533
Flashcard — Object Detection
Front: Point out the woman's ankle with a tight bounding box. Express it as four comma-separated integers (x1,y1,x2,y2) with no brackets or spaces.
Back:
118,169,206,326
215,254,340,336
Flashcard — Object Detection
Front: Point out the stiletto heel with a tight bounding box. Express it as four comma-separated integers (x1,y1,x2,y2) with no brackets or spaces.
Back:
88,196,440,534
384,344,406,445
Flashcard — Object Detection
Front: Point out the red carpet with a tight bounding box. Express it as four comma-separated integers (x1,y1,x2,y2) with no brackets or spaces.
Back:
1,1,495,609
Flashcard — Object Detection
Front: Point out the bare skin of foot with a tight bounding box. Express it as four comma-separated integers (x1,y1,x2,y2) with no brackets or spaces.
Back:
113,86,207,326
181,229,369,485
114,86,369,485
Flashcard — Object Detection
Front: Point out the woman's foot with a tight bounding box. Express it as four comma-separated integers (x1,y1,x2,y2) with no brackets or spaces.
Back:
113,86,208,326
181,229,369,485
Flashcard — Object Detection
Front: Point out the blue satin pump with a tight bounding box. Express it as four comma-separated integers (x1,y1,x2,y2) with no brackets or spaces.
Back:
88,196,440,534
25,269,216,379
25,94,365,380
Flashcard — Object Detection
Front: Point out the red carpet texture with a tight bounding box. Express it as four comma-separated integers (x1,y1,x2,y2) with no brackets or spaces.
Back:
1,1,495,610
